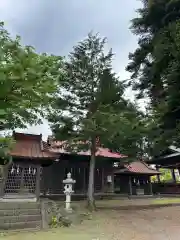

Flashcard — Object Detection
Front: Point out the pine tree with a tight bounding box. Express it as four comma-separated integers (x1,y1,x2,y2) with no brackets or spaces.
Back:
126,0,180,153
49,33,145,210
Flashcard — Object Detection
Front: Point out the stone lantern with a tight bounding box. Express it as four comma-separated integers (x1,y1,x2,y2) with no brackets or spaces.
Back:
63,172,76,211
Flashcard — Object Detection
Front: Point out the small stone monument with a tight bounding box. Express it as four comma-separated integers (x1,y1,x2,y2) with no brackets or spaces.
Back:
63,172,76,212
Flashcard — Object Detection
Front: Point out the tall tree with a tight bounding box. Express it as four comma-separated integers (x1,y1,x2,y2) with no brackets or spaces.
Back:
126,0,180,154
0,22,64,160
49,33,145,210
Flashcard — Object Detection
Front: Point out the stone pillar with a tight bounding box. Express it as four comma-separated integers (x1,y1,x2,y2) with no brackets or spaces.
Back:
63,172,76,212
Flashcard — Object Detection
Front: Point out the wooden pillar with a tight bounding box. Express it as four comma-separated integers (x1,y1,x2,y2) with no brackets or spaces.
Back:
36,165,41,200
0,166,7,197
111,173,114,193
0,179,4,197
20,167,25,192
83,167,86,193
149,178,153,195
156,166,161,182
101,168,104,192
129,176,132,195
171,169,176,183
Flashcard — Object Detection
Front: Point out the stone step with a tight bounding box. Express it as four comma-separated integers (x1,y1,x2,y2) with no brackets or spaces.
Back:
0,208,41,216
0,214,41,224
0,220,42,230
0,202,40,210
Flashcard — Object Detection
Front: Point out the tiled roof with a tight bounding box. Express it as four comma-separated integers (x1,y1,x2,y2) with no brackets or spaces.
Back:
114,161,160,175
10,132,57,159
48,140,127,159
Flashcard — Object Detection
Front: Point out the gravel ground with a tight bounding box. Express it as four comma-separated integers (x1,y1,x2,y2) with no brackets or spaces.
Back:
77,206,180,240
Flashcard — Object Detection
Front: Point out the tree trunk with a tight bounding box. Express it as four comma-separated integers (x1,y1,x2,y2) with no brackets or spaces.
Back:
87,139,96,211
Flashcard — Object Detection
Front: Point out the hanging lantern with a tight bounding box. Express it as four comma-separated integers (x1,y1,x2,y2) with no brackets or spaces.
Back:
29,167,31,174
17,166,19,174
33,168,36,175
133,178,136,183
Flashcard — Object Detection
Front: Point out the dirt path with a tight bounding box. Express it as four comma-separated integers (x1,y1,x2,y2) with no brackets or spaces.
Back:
3,206,180,240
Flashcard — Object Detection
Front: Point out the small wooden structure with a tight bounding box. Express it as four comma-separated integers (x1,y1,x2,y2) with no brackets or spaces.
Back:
148,146,180,194
114,161,160,195
0,132,57,201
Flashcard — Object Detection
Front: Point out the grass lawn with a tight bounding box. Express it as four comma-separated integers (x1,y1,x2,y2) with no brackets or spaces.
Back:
1,229,101,240
152,197,180,204
92,197,180,208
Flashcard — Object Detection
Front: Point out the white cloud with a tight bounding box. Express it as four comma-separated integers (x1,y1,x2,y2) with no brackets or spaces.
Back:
0,0,143,137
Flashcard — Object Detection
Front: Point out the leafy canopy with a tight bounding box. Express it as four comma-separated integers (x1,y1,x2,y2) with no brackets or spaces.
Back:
0,22,64,159
49,33,145,157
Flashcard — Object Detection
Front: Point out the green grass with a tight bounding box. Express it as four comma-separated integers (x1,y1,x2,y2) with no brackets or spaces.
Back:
1,230,99,240
152,198,180,204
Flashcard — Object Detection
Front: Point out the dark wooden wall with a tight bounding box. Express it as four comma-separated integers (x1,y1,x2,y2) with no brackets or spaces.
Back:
114,174,152,195
40,159,114,195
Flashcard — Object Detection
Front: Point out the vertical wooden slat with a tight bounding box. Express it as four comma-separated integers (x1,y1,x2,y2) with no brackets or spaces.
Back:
171,169,176,183
156,166,161,183
149,181,153,195
0,165,7,197
129,176,132,195
20,167,25,192
35,165,41,200
83,167,86,193
101,167,104,192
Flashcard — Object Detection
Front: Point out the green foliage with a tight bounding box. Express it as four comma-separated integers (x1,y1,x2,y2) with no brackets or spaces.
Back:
49,32,147,209
160,169,173,182
0,22,64,159
151,168,172,182
126,0,180,154
49,33,144,157
0,134,14,163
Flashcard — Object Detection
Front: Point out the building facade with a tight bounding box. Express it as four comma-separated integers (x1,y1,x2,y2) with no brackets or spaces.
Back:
0,132,160,200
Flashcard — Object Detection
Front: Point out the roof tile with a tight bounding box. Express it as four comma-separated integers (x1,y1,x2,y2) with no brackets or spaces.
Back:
10,132,57,159
114,161,160,175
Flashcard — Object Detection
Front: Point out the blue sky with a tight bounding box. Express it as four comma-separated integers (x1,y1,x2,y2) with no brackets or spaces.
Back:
0,0,144,139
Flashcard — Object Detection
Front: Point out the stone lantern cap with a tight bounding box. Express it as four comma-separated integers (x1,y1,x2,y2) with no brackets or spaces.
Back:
63,172,76,184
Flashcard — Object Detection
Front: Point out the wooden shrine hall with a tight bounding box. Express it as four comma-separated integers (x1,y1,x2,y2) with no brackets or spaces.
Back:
0,132,160,200
149,146,180,194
